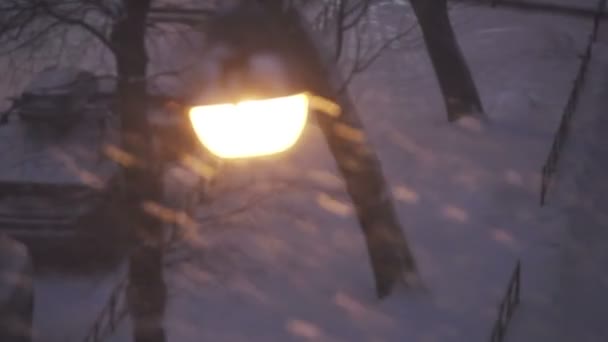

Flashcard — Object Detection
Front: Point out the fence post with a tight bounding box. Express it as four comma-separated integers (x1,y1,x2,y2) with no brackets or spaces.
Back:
592,0,606,41
489,260,521,342
514,261,521,305
540,167,548,205
539,0,603,205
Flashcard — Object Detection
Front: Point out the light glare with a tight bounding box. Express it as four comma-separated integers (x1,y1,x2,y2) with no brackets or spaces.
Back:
189,94,309,159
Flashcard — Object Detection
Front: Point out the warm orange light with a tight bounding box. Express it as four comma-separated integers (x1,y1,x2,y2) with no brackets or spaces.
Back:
189,93,309,159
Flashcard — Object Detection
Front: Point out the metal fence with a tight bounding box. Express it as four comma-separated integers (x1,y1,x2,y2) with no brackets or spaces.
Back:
82,281,128,342
489,260,521,342
540,0,607,205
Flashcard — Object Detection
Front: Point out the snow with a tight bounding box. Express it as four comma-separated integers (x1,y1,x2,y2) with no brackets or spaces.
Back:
33,267,129,342
2,1,605,342
0,107,119,186
158,4,596,342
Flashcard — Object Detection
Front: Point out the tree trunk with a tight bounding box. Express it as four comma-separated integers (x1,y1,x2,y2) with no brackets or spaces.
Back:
111,1,166,342
410,0,484,122
256,0,419,298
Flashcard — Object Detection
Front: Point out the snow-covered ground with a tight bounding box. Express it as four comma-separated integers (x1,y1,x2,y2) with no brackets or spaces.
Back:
12,1,607,342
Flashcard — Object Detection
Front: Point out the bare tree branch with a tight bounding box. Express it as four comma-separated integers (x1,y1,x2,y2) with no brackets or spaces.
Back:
0,20,63,56
355,22,415,72
38,1,115,53
341,0,370,31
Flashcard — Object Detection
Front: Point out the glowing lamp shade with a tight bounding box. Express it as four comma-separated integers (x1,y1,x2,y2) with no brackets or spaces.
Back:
189,93,309,159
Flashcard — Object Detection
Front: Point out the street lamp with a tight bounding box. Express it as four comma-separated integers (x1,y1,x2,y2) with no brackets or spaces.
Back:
189,92,309,159
186,52,341,159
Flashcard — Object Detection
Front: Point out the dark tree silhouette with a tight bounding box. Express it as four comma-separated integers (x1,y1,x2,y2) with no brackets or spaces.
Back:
254,0,420,297
410,0,484,122
0,1,168,341
111,1,167,342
